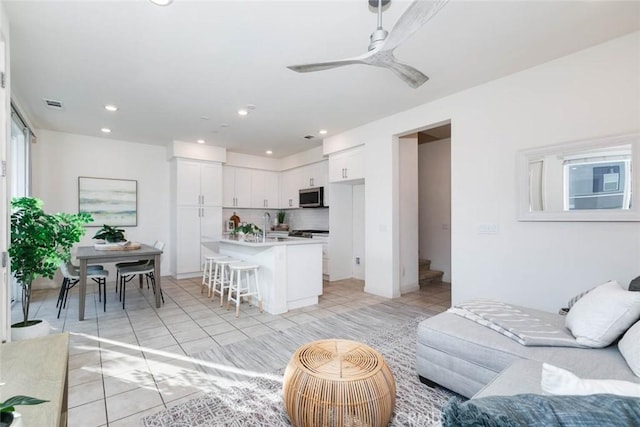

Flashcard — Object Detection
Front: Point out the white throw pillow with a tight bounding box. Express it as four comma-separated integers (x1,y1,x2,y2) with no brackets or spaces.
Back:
541,363,640,397
565,280,640,348
619,320,640,377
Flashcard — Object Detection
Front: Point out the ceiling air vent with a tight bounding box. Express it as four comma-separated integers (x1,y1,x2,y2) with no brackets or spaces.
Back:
303,135,315,140
42,98,63,110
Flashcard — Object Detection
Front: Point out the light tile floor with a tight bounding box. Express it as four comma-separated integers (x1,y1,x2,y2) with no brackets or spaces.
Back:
12,276,451,426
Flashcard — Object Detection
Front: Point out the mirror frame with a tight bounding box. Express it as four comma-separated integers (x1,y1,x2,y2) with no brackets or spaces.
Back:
518,133,640,221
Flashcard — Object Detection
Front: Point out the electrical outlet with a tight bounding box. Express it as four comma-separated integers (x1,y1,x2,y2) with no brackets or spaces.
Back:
355,257,360,265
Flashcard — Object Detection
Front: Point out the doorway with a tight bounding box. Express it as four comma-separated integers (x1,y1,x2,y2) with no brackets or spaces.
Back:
418,125,451,284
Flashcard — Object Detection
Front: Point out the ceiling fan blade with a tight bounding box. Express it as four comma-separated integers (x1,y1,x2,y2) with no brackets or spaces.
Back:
287,55,370,73
383,59,429,88
383,0,449,52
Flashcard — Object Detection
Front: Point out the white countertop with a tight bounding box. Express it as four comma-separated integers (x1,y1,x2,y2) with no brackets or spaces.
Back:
220,235,323,247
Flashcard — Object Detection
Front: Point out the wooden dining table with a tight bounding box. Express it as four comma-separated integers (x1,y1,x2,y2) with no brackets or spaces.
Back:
75,243,163,320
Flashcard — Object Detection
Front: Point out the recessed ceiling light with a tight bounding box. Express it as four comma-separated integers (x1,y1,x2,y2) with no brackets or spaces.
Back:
220,123,230,128
200,116,210,121
101,128,111,134
266,150,273,155
247,104,257,111
197,139,205,144
319,129,328,135
149,0,173,6
237,109,248,116
104,104,118,112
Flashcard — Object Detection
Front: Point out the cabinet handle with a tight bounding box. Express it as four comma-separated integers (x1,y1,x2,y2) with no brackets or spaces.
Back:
202,195,205,205
310,178,313,187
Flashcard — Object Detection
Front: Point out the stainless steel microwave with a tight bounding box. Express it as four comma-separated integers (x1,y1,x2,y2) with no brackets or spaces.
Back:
299,187,324,208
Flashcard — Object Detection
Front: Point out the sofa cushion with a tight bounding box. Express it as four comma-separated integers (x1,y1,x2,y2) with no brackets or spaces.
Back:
442,394,640,427
418,309,639,398
619,320,640,377
565,280,640,347
541,363,640,397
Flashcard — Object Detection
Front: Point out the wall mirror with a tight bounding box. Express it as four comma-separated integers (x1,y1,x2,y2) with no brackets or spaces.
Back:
518,133,640,221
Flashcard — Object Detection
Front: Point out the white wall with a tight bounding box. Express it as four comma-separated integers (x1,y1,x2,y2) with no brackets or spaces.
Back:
31,130,172,283
323,32,640,311
418,138,452,282
399,136,419,292
352,184,365,280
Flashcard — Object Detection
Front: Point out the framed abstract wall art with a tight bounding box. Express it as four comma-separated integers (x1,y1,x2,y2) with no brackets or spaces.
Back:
78,177,137,227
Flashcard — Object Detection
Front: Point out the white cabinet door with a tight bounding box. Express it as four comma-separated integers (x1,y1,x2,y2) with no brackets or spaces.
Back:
176,162,202,205
329,146,364,182
281,168,301,208
222,167,236,207
234,168,252,208
176,206,202,274
224,167,252,208
263,171,279,209
250,170,266,208
200,163,222,206
201,206,222,243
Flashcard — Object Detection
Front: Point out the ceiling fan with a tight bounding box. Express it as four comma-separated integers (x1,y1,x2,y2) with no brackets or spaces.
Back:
287,0,449,88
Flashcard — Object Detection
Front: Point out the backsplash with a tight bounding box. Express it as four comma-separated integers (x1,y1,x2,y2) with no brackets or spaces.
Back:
222,208,329,231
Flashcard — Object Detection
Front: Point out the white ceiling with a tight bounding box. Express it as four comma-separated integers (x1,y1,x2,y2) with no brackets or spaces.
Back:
5,1,640,158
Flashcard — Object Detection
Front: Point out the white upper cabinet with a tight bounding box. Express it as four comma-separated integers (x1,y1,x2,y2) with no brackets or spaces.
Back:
251,170,279,208
300,161,328,189
200,164,223,206
176,160,222,206
223,166,252,208
329,146,364,183
280,168,301,209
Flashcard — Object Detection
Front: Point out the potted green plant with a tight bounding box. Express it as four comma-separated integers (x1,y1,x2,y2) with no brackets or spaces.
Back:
9,197,93,340
92,224,126,243
277,210,286,225
0,395,48,427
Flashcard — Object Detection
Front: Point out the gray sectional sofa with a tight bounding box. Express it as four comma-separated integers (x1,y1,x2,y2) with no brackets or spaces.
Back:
416,305,640,399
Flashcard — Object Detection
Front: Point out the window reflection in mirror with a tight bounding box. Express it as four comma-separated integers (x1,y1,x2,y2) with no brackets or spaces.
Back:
519,134,639,221
528,144,632,212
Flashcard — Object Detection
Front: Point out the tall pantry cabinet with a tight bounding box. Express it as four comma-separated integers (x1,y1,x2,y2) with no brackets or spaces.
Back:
171,159,223,278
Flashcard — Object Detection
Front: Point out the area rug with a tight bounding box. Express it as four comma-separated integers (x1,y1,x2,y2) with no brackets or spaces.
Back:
142,315,457,426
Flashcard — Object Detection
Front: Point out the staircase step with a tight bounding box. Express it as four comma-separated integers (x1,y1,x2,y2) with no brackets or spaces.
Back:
419,269,444,285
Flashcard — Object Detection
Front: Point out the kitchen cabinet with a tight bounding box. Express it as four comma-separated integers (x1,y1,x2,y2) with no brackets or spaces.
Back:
300,161,327,189
176,161,222,206
176,206,222,275
280,168,301,208
223,166,252,208
280,161,329,208
172,159,223,278
329,146,364,183
251,170,279,208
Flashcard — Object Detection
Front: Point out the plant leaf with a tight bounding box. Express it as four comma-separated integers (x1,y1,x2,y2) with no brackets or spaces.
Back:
0,395,48,411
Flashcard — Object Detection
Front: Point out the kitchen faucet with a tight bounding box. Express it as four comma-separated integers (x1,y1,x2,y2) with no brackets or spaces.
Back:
263,212,271,242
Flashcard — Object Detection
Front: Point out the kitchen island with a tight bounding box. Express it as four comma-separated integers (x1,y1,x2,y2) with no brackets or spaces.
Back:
215,236,323,314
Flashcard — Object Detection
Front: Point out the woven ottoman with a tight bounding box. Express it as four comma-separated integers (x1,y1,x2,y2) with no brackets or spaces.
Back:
282,339,396,427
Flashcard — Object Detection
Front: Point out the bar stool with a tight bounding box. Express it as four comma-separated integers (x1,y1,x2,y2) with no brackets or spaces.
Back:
201,253,229,296
227,262,262,318
212,258,241,306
